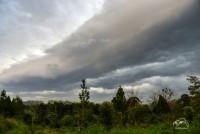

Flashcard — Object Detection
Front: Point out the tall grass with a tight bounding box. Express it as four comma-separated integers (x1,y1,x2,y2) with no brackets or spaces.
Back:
1,115,200,134
0,115,30,134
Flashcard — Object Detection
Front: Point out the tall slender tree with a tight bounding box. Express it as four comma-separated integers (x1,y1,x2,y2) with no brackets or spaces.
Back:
79,79,90,130
187,75,200,110
12,95,25,117
0,90,13,117
112,86,127,127
187,76,200,95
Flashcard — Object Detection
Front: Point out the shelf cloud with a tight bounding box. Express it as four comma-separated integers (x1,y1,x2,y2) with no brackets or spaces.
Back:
0,0,200,102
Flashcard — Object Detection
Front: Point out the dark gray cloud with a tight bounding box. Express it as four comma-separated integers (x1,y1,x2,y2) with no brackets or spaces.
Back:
1,0,200,102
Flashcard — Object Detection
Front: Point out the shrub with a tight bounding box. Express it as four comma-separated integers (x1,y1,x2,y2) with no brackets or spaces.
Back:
61,115,74,126
183,106,194,121
100,101,113,130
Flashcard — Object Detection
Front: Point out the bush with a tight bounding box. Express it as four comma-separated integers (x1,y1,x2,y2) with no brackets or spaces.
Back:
0,115,30,134
100,101,114,130
0,115,7,133
61,115,74,126
150,114,159,124
183,106,194,121
134,105,150,123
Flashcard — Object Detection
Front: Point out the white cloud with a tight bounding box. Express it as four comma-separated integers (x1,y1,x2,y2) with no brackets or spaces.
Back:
0,0,104,72
89,87,115,94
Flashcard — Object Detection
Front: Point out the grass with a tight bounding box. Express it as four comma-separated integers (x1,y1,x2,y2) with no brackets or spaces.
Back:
34,121,199,134
1,115,200,134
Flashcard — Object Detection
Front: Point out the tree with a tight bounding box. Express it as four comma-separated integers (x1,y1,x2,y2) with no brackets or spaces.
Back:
179,94,190,107
79,79,90,130
187,76,200,95
0,90,13,117
183,106,194,121
112,86,127,127
35,103,47,125
127,96,141,108
132,104,150,123
160,88,174,102
112,86,127,113
126,89,141,108
153,95,170,114
149,88,174,108
92,103,100,115
187,76,200,110
12,95,25,118
100,101,113,130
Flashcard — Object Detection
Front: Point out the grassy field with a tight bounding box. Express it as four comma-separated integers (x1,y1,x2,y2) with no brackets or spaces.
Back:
1,115,200,134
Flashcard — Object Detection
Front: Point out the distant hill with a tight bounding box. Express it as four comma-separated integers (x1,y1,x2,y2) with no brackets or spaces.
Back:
48,100,72,105
23,100,44,105
23,100,73,105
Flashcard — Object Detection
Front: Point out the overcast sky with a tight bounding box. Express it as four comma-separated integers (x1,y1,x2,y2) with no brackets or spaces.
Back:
0,0,200,103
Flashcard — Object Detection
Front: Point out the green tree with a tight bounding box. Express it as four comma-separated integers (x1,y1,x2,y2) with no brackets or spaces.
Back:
79,79,90,130
12,95,25,118
179,94,190,107
133,105,150,123
153,95,170,114
187,76,200,95
92,103,100,115
46,101,65,128
160,88,174,102
100,101,113,130
0,90,13,117
126,89,141,108
35,103,47,125
127,96,141,108
183,106,194,121
112,86,127,127
187,76,200,110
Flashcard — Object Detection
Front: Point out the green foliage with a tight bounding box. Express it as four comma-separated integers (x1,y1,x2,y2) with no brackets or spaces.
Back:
153,95,170,114
149,88,174,104
150,114,159,124
0,115,30,134
183,106,194,121
187,76,200,95
187,76,200,111
0,90,13,117
127,96,140,108
0,115,7,133
61,115,74,126
1,75,200,133
112,86,127,113
46,112,60,128
100,101,113,130
112,86,128,127
160,88,174,102
92,103,100,115
79,79,90,130
178,94,190,108
35,103,47,125
79,79,90,105
133,105,150,123
12,95,25,118
23,113,32,125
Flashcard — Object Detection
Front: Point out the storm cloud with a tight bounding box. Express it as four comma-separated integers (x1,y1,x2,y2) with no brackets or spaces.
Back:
0,0,200,102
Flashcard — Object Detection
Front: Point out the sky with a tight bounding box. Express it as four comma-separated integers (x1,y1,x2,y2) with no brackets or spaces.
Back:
0,0,200,103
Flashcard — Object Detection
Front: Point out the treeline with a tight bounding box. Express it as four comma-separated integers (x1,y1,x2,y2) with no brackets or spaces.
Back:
0,76,200,132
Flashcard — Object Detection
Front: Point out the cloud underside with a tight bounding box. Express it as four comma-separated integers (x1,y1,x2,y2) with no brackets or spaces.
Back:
1,0,200,102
